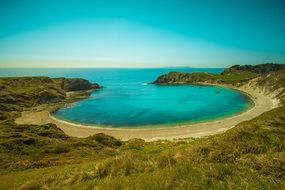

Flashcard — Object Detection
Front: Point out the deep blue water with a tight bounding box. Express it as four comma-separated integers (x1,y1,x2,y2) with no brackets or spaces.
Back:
0,68,252,127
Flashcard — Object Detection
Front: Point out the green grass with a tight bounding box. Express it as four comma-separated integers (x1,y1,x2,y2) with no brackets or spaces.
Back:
0,106,284,189
0,77,98,121
214,71,258,84
1,161,283,190
0,122,122,172
154,70,258,85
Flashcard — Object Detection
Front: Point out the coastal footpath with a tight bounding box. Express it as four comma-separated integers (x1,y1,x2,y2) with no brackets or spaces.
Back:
15,64,284,140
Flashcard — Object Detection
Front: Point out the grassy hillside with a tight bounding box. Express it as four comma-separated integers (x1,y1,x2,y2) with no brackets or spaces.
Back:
1,106,284,190
0,65,285,189
153,71,257,85
223,63,285,75
0,77,100,121
153,63,285,86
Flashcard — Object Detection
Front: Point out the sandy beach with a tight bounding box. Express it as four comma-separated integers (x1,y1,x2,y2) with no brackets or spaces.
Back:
15,83,280,141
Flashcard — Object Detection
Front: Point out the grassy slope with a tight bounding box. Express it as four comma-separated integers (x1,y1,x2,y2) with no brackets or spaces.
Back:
153,70,258,85
1,107,284,190
0,67,285,189
0,122,122,171
153,63,285,86
0,77,99,120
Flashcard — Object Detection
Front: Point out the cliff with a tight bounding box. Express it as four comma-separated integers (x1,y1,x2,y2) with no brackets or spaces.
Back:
0,77,101,120
153,70,258,85
53,78,100,91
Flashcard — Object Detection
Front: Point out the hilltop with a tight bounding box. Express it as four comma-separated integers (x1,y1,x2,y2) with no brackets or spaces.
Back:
223,63,285,75
153,69,257,85
0,64,285,189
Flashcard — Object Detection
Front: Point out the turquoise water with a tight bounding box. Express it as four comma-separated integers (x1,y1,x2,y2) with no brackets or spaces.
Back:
0,68,252,127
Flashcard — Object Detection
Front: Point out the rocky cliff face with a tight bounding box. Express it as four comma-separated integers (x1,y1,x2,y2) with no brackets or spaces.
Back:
254,70,285,103
53,78,100,92
153,72,217,84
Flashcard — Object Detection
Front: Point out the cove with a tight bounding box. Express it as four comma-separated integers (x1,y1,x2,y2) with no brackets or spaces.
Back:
54,84,253,128
0,68,252,128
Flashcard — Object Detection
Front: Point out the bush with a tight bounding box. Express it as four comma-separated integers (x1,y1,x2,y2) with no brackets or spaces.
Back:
90,133,122,147
52,144,70,154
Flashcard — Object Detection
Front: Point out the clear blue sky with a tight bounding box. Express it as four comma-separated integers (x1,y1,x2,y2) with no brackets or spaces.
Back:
0,0,285,68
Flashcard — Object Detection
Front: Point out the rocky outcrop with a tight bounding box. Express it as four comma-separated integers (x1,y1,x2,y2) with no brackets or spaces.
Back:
0,77,101,121
53,78,101,92
153,72,217,85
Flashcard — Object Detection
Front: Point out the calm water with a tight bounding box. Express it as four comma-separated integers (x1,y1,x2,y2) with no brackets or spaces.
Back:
0,68,252,127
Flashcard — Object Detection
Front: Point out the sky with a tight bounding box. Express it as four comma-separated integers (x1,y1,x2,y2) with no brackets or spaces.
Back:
0,0,285,68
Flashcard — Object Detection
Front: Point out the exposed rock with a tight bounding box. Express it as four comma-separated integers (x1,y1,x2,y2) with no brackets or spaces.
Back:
153,72,216,85
54,78,101,92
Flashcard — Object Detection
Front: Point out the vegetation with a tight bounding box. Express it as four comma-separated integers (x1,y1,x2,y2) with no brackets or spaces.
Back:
0,77,100,121
223,63,285,75
0,121,122,171
0,64,285,189
153,63,285,86
153,71,257,85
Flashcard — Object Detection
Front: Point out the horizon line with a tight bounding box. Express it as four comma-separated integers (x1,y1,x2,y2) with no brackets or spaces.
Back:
0,66,226,69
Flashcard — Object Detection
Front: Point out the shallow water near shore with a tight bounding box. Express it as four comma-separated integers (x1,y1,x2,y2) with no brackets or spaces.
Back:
1,68,252,127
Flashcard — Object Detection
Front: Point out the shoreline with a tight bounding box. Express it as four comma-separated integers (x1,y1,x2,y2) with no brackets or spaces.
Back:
15,83,279,141
51,95,254,130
